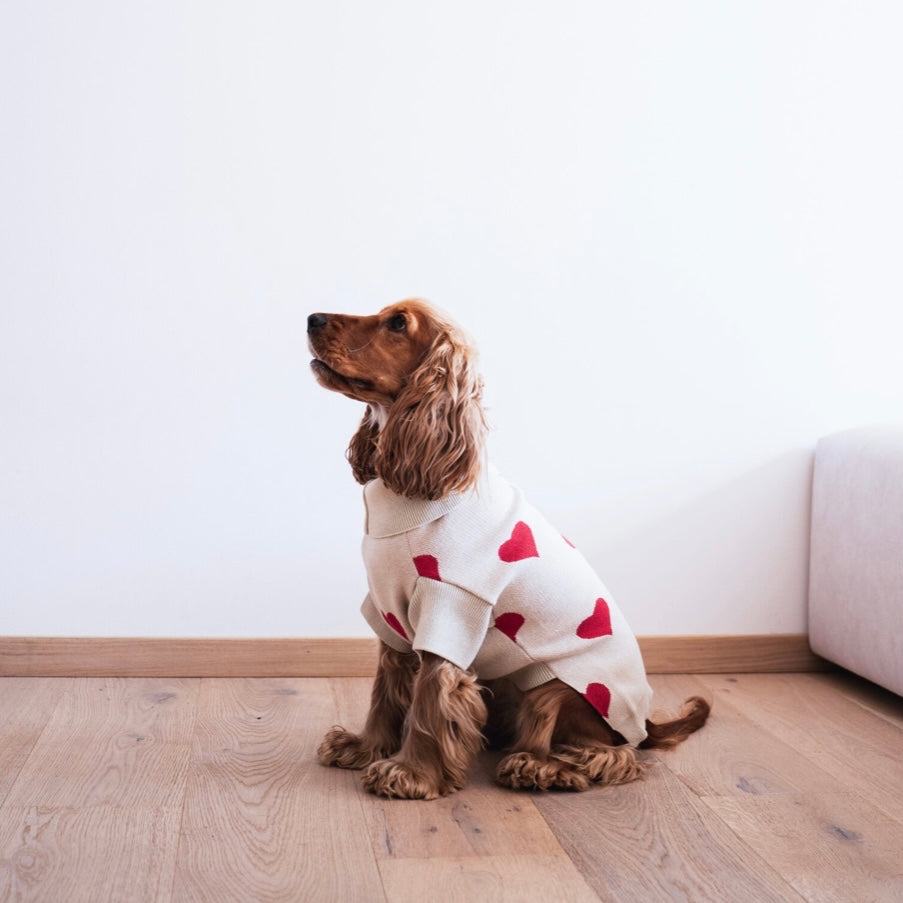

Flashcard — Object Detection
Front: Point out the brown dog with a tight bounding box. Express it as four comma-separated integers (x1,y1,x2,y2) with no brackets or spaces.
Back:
309,299,709,798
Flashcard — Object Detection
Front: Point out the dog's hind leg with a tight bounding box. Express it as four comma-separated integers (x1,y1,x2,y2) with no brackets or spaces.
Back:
496,679,596,791
496,679,644,791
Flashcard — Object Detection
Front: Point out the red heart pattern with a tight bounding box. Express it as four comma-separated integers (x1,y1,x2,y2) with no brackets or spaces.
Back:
584,682,611,718
494,612,525,642
413,554,441,581
498,521,539,562
382,611,409,641
577,598,613,639
367,499,639,739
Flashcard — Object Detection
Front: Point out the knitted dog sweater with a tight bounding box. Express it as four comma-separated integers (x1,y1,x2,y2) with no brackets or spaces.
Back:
360,467,653,746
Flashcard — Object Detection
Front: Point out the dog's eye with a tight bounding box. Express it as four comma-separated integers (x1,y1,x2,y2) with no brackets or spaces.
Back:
386,313,407,333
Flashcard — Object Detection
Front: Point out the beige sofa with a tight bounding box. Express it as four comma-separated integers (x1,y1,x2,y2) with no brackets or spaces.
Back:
809,427,903,697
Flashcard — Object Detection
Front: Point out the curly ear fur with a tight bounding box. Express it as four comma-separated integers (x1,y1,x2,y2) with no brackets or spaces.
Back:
347,407,381,485
375,325,487,500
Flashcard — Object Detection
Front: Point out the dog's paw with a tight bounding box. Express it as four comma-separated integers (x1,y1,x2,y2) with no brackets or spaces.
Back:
317,726,384,770
362,758,448,800
551,744,645,786
496,751,591,792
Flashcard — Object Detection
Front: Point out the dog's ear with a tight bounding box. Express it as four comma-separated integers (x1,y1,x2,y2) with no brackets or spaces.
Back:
376,327,486,500
347,407,380,485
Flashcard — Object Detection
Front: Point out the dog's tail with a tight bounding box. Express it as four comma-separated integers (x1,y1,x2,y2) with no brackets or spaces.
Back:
639,695,711,750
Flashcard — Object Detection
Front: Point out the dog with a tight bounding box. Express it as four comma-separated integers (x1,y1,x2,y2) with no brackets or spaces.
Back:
308,299,709,799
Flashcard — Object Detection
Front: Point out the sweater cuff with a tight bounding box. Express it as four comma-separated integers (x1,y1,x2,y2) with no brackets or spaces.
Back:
409,578,492,671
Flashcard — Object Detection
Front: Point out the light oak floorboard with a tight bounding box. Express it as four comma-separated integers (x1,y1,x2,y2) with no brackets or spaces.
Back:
171,677,383,903
377,854,598,903
535,678,802,903
0,805,182,903
2,677,198,810
0,678,196,902
657,674,903,903
534,768,806,903
822,670,903,731
700,671,903,825
0,678,61,807
1,672,902,902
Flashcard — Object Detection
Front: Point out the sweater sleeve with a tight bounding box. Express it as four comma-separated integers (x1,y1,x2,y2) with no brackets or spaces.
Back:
408,578,492,671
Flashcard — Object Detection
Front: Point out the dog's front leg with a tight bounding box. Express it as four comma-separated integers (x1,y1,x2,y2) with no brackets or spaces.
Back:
318,642,419,770
362,652,487,799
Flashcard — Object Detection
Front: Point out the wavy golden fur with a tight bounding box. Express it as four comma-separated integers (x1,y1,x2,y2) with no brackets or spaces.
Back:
309,299,709,798
310,299,485,500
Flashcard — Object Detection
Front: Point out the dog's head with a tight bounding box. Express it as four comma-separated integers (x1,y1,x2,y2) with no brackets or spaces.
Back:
307,299,486,500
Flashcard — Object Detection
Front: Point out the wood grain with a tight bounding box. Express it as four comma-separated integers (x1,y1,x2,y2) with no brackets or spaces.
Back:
377,855,598,902
822,670,903,731
171,677,383,902
0,678,195,903
533,760,804,902
0,678,61,806
0,805,182,903
660,674,903,903
3,678,198,809
2,672,900,902
0,634,829,677
697,671,903,824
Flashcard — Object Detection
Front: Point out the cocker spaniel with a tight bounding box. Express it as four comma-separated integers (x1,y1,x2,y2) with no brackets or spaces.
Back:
309,299,709,799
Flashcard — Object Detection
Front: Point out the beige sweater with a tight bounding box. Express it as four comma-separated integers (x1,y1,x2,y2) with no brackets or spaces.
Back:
360,467,652,746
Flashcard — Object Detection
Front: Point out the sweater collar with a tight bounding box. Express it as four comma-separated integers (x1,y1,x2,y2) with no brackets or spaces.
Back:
363,480,468,537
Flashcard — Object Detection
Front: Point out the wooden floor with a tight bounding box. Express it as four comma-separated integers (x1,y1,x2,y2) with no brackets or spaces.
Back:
1,672,902,902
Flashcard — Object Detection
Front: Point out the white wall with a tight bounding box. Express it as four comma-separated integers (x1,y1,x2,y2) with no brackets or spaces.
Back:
2,2,902,638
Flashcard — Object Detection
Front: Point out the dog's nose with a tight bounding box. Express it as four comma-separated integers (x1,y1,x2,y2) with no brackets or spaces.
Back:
307,313,328,333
